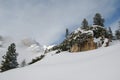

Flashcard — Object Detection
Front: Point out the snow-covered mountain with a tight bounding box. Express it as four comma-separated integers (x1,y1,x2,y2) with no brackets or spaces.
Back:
20,38,44,52
0,36,45,65
0,41,120,80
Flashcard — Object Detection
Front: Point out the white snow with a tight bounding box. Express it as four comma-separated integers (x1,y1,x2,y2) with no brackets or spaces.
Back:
73,27,94,40
44,45,55,50
0,41,120,80
74,27,93,36
102,38,109,47
27,44,44,53
94,37,101,43
92,25,104,28
74,27,81,33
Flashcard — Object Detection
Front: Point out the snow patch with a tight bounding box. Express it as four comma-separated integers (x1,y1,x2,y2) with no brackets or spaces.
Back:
27,44,44,53
102,38,109,47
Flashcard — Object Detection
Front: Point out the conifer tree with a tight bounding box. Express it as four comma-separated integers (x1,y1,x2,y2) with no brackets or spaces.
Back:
81,18,89,30
20,59,26,67
115,21,120,40
93,13,104,26
108,27,113,35
65,28,69,38
115,30,120,39
108,27,113,41
0,43,18,72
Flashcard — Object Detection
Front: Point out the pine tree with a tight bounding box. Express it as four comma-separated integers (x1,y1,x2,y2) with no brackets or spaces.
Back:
108,27,113,35
0,43,19,72
65,28,69,38
115,21,120,40
119,21,120,30
115,30,120,39
108,27,113,41
93,13,104,26
20,59,26,67
81,18,89,30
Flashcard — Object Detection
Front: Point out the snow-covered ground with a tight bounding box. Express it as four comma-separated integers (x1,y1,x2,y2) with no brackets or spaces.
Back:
0,41,120,80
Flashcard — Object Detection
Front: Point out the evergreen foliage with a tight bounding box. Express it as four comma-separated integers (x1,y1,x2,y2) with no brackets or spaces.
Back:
0,43,18,72
65,28,69,38
28,55,45,65
93,13,104,26
20,59,26,67
93,27,106,38
108,27,113,35
81,18,89,30
108,27,113,41
115,30,120,39
115,21,120,40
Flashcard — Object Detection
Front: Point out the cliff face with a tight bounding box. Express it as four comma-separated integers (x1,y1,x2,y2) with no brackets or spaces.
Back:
70,37,97,52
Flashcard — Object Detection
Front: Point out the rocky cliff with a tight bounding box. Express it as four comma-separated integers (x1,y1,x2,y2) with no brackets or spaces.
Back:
70,37,96,52
52,25,110,53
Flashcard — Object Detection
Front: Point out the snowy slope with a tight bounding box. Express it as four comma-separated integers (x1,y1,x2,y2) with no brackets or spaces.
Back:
0,41,120,80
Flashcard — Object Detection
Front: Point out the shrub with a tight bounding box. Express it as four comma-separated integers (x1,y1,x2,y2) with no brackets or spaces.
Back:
28,55,45,65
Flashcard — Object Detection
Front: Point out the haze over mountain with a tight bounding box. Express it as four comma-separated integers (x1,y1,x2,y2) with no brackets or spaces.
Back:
0,0,120,45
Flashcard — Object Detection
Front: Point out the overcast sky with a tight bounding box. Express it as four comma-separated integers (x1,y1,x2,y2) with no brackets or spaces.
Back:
0,0,120,45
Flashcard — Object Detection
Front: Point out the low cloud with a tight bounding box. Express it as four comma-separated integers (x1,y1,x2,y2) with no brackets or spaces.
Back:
0,0,119,45
110,18,120,35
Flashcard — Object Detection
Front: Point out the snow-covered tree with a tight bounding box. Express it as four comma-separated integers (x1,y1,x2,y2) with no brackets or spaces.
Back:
0,43,18,72
81,18,89,30
93,13,104,26
93,26,106,38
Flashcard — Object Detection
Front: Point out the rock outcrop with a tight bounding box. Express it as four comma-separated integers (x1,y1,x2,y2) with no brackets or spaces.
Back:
70,37,96,52
52,25,110,53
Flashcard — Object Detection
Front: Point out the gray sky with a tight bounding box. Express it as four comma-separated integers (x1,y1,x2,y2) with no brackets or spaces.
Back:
0,0,120,45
